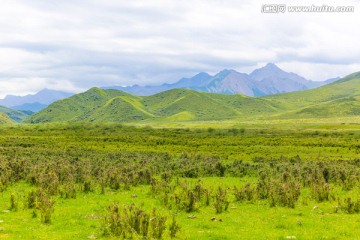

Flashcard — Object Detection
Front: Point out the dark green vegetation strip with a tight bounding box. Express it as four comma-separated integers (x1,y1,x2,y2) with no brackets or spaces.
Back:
1,124,360,239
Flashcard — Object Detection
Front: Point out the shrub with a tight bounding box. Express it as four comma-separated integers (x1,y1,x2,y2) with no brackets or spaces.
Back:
37,190,55,224
101,203,170,239
169,215,181,239
214,187,229,214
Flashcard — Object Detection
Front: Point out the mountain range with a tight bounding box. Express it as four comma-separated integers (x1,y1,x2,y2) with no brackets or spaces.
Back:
24,72,360,124
0,63,350,123
103,63,338,96
0,63,337,116
0,89,73,112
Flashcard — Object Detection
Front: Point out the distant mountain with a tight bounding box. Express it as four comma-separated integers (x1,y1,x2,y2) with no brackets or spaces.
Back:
324,77,341,84
0,105,30,122
0,89,74,112
192,70,263,95
249,63,312,94
102,72,213,96
169,72,213,88
12,102,48,112
25,72,360,123
250,63,309,83
103,63,335,97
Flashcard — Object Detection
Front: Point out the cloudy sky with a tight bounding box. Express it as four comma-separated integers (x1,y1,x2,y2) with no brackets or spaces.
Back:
0,0,359,97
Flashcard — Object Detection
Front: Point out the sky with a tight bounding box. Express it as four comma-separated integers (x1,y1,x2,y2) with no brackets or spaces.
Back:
0,0,359,97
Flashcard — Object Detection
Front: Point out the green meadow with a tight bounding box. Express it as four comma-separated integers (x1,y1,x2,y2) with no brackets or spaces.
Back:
1,121,360,239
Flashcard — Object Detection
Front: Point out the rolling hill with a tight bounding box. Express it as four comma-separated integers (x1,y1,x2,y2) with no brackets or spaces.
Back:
262,72,360,109
0,112,13,124
285,96,360,118
23,88,151,123
25,88,281,123
24,71,360,123
0,105,30,122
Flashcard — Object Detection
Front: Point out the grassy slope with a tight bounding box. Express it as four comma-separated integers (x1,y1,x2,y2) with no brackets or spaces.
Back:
0,105,29,122
0,112,13,124
26,88,280,123
25,88,152,123
262,72,360,109
24,72,360,124
263,74,360,119
142,89,242,120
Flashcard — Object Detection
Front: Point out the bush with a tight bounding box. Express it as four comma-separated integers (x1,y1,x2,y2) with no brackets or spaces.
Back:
214,187,229,214
37,190,55,224
101,203,170,239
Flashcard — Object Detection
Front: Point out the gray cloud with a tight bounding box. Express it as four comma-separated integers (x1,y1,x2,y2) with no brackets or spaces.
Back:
0,0,359,97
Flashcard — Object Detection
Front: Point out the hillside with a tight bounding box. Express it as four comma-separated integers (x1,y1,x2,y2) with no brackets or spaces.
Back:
24,88,151,123
0,105,30,122
143,89,241,120
25,88,281,123
0,112,13,124
24,72,360,123
263,72,360,107
263,72,360,118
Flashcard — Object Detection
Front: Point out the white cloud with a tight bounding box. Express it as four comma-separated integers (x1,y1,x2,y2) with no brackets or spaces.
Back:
0,0,359,97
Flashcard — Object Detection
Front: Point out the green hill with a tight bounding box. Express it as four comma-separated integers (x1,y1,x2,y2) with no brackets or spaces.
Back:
0,112,13,124
262,72,360,109
24,72,360,123
24,88,153,123
0,105,29,122
143,89,241,120
262,72,360,118
25,88,280,123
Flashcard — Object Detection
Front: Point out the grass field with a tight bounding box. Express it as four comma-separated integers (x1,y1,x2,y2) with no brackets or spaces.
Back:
1,121,360,239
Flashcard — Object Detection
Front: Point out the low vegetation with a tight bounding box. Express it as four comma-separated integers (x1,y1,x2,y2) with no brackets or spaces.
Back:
0,123,360,239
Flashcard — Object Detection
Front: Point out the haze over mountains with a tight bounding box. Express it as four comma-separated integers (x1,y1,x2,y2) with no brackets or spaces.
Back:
0,89,73,112
104,63,338,96
23,72,360,124
0,63,338,115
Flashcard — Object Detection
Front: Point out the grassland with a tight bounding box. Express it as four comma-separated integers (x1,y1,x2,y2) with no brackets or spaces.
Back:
1,122,360,239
